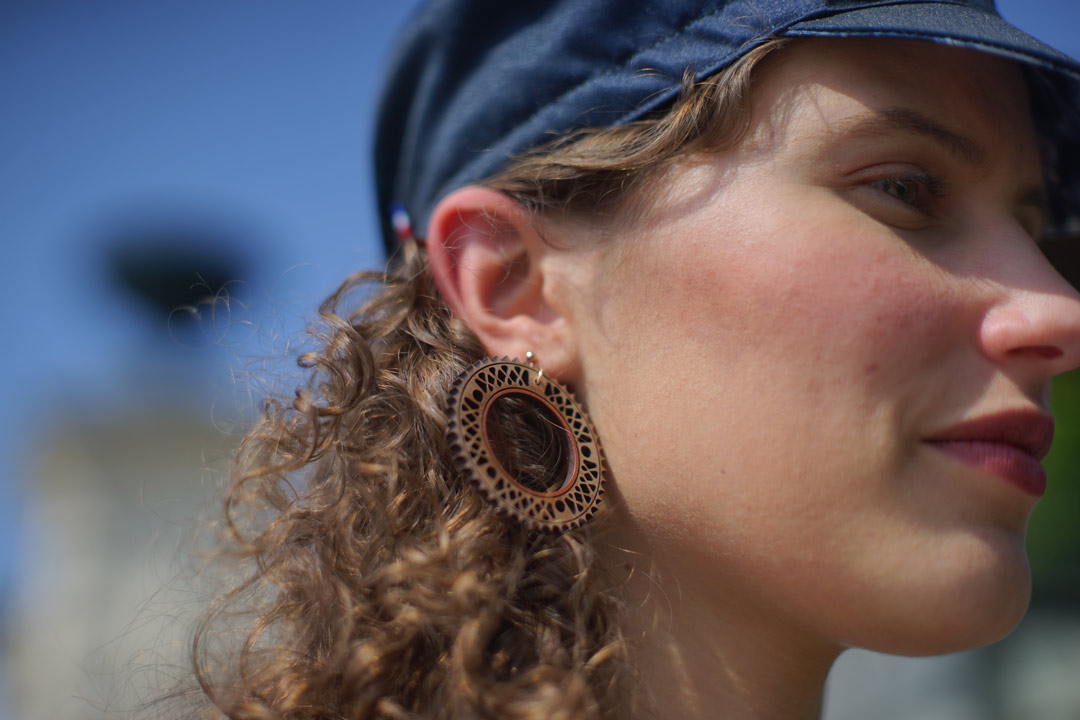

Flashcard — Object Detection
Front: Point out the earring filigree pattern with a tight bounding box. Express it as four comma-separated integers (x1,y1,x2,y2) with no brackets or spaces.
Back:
446,357,605,532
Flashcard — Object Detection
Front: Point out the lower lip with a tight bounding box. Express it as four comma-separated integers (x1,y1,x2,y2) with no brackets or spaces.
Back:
928,440,1046,498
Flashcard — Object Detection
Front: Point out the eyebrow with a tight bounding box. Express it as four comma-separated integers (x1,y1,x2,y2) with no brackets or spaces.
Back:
836,107,987,168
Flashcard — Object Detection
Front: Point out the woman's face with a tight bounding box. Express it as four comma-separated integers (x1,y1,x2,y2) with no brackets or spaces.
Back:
551,38,1080,655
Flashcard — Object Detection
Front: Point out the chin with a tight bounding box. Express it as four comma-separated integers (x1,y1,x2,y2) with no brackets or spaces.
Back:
898,539,1032,660
832,527,1034,657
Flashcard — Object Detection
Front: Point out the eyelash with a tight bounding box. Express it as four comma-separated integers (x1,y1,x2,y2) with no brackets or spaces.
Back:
869,171,949,212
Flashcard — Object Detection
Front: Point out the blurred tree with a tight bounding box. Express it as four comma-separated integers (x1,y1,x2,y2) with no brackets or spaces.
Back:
103,217,254,349
107,224,248,324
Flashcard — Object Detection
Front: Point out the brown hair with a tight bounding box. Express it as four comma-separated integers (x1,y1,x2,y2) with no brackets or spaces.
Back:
176,38,786,720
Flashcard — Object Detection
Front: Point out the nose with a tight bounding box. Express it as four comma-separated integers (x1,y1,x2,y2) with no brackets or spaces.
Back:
979,247,1080,383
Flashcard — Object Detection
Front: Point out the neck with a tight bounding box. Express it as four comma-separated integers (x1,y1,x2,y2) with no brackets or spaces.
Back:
601,529,840,720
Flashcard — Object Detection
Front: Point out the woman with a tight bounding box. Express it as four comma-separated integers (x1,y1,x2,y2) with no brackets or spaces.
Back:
188,1,1080,718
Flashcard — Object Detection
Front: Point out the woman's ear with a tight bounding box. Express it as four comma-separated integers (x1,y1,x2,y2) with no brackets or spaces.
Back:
426,186,572,370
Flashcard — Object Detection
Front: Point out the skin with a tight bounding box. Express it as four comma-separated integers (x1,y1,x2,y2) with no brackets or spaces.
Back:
428,39,1080,719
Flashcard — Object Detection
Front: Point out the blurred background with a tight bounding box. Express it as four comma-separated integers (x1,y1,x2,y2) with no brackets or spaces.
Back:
1,1,1078,718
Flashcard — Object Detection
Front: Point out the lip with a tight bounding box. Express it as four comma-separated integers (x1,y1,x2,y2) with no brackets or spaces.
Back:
924,410,1054,498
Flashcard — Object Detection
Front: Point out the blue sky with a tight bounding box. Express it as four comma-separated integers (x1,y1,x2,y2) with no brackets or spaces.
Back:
1,0,1079,576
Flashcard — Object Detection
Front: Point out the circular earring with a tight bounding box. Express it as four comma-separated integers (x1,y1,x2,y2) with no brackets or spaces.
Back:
446,354,606,532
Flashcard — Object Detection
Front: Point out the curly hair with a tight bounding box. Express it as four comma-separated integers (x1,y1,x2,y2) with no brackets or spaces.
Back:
177,38,787,720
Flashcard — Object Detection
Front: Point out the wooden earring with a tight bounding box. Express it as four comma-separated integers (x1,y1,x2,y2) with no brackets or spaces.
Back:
446,354,606,532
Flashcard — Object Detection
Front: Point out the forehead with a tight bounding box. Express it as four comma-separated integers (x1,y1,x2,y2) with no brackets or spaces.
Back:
746,38,1036,160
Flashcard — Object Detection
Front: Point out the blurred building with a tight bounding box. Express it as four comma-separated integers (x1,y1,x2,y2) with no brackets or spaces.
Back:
12,409,231,718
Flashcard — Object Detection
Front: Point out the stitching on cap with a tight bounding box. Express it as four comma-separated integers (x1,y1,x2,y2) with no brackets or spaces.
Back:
491,3,733,146
787,26,1080,77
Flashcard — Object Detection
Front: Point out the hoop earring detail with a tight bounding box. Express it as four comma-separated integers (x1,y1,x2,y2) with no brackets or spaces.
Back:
446,355,606,532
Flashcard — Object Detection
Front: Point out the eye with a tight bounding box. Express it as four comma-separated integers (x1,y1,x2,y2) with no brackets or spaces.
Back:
869,172,948,211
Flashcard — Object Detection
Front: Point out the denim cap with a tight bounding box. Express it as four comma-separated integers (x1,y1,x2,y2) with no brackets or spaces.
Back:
374,0,1080,265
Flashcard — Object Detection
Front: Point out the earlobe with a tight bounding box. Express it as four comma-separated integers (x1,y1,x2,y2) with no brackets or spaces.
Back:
426,186,569,365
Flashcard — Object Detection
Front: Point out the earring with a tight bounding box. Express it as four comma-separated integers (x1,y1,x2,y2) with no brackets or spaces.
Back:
446,353,606,532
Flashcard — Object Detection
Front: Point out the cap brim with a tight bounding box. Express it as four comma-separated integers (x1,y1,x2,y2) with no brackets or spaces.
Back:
785,3,1080,79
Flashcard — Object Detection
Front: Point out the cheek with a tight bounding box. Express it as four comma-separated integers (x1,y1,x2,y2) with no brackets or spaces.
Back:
583,194,1000,623
601,200,955,441
585,203,946,506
